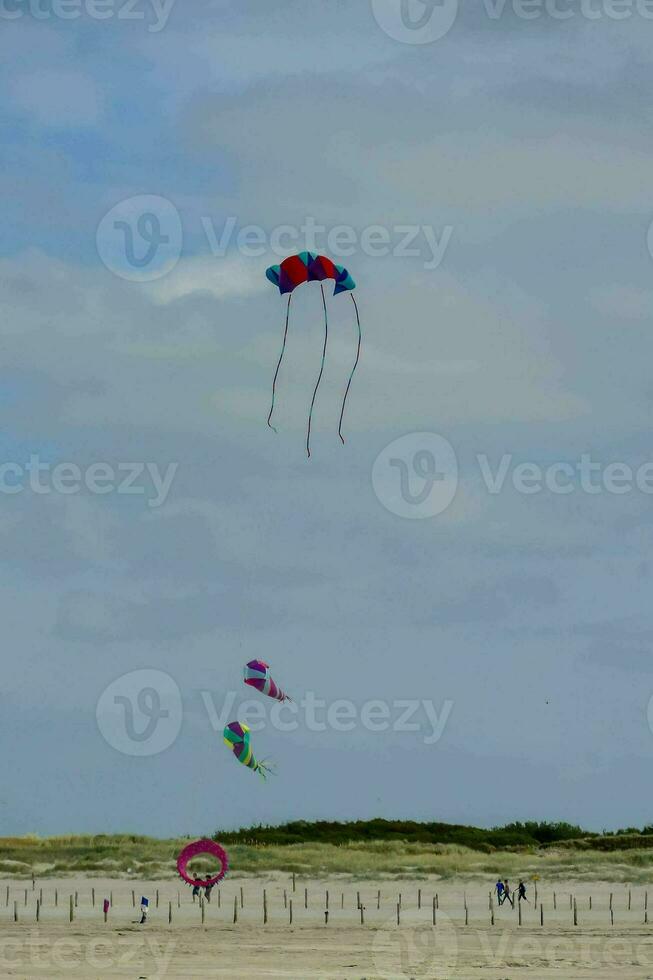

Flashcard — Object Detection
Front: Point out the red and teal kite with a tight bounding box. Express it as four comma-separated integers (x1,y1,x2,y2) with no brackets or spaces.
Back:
244,659,291,702
265,251,361,457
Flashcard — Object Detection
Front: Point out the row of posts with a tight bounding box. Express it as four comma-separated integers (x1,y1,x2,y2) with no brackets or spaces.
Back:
4,881,650,926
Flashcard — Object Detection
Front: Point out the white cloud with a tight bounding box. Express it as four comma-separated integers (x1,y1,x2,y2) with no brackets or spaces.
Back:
147,254,269,305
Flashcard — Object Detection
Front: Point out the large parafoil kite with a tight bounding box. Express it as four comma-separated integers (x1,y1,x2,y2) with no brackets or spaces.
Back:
244,659,291,702
265,251,361,457
223,721,272,780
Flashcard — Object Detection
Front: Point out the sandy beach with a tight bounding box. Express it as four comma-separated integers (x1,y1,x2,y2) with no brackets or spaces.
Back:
1,874,652,978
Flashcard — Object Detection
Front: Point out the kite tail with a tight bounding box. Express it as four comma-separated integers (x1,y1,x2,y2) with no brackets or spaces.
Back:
267,293,292,433
255,759,274,781
266,678,290,702
338,292,361,445
306,284,328,458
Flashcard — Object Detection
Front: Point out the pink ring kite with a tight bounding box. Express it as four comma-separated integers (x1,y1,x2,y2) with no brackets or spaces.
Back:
176,839,229,888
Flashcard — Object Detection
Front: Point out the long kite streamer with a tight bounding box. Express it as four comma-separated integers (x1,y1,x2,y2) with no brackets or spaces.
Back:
244,659,291,702
265,251,360,456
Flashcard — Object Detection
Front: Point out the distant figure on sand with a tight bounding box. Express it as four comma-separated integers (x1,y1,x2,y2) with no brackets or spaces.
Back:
192,875,201,901
495,879,505,905
518,880,528,902
503,880,514,907
204,880,214,902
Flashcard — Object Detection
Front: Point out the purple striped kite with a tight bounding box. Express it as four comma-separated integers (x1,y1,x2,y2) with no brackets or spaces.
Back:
243,660,291,702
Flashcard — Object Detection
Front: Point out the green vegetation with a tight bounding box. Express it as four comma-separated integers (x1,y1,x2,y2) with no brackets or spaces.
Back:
216,819,591,849
2,821,653,881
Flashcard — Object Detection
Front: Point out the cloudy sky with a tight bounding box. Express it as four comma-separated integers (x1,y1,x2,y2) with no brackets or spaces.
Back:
2,0,653,837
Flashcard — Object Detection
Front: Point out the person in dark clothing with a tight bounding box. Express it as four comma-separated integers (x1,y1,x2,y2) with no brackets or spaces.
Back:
495,879,505,905
192,875,201,901
503,880,514,908
518,880,528,902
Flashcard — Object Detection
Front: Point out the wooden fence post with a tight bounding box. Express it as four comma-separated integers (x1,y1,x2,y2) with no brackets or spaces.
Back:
233,896,238,923
289,899,293,925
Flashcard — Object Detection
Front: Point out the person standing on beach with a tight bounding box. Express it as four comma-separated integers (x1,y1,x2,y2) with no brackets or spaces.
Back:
503,880,514,907
192,875,201,901
518,880,528,903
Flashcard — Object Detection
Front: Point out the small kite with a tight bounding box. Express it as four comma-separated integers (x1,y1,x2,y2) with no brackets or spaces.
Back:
243,659,291,702
223,721,272,779
266,251,361,457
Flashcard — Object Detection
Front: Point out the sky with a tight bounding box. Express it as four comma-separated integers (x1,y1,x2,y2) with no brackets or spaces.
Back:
1,0,653,837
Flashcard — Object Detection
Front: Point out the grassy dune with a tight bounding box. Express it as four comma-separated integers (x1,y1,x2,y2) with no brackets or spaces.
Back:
3,834,653,882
